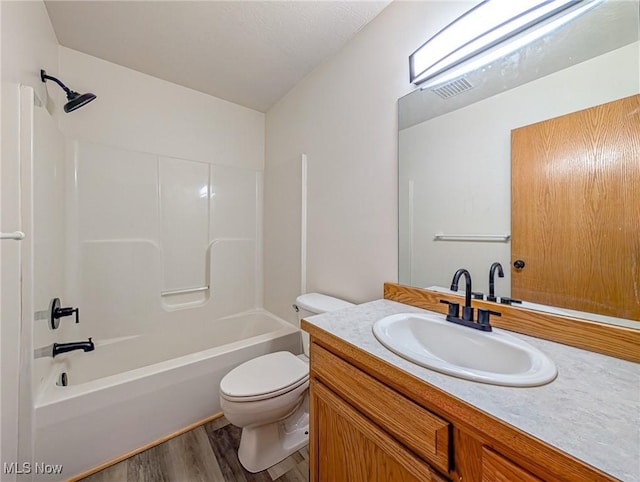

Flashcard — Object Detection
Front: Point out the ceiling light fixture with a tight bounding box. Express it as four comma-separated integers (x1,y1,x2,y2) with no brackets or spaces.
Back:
410,0,604,88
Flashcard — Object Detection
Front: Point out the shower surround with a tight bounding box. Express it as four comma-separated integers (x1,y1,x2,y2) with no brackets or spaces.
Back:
67,139,264,339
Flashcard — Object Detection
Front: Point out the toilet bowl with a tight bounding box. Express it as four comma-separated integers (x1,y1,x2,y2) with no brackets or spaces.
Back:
219,293,354,473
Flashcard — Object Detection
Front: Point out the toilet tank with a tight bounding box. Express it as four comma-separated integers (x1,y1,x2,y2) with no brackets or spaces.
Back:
295,293,354,357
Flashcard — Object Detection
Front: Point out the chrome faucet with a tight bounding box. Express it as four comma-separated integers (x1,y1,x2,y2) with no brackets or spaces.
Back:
487,262,504,302
35,338,94,358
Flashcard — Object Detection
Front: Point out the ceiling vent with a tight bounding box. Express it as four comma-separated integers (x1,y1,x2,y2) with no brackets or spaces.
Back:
431,78,474,99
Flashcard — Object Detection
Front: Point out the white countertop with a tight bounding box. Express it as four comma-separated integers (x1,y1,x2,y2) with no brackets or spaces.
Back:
304,299,640,481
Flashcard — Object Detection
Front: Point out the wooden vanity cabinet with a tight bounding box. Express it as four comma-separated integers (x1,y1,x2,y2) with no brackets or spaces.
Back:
311,380,446,482
310,342,449,482
307,336,614,482
481,447,542,482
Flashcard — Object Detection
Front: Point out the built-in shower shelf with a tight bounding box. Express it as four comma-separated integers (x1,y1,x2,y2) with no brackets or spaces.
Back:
161,286,210,297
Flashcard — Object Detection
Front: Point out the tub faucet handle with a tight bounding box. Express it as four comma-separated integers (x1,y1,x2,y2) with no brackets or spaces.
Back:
49,298,80,329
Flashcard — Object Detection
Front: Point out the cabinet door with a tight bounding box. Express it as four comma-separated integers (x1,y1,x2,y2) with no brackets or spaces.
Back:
310,379,447,482
482,447,541,482
311,343,450,473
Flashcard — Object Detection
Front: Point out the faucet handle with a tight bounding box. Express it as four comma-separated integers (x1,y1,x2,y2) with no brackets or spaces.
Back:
439,299,460,318
49,297,80,329
499,297,522,305
57,306,79,323
477,308,501,330
472,291,484,300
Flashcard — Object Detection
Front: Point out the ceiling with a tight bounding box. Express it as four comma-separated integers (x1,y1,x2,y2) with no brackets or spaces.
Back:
45,1,391,112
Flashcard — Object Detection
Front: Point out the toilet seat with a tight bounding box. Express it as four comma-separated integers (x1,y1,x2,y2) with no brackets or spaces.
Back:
220,351,309,402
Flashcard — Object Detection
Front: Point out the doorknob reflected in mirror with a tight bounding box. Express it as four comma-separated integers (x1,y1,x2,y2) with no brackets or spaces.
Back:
513,260,526,270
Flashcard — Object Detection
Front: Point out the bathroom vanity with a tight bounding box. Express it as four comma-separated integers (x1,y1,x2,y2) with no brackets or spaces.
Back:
301,285,639,482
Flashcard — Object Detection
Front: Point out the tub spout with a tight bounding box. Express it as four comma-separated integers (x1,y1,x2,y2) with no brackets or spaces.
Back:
53,338,94,357
35,338,95,358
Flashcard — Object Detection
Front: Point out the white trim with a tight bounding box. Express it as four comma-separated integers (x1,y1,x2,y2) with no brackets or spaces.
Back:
300,153,308,295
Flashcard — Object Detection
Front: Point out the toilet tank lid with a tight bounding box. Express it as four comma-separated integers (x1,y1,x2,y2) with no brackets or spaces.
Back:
295,293,354,314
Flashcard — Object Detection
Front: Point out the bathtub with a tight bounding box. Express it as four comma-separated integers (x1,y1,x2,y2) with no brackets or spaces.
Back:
33,310,301,481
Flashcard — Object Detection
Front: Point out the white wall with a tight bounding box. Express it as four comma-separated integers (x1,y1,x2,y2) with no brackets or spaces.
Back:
264,1,474,321
1,0,60,475
58,47,264,170
399,42,640,294
1,1,59,98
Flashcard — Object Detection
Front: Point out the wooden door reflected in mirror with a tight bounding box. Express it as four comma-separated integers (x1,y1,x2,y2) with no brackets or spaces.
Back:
511,94,640,321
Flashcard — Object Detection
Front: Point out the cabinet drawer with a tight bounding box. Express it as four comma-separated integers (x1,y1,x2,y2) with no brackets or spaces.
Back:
482,447,542,482
311,343,450,473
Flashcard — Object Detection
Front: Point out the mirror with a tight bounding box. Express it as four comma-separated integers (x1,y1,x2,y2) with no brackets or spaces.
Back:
398,0,640,328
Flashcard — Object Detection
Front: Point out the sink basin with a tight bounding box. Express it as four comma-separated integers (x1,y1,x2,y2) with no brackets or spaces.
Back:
372,313,557,387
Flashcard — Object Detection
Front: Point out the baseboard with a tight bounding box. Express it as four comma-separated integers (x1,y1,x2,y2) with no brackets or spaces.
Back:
67,412,224,481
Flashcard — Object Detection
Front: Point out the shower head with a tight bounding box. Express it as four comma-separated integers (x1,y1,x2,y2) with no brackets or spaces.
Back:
40,69,96,113
63,91,97,113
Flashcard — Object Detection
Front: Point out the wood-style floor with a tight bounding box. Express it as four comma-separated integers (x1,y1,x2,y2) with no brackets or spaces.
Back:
80,417,309,482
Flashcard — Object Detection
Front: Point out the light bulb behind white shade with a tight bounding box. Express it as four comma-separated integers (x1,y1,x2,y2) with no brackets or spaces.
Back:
410,0,603,86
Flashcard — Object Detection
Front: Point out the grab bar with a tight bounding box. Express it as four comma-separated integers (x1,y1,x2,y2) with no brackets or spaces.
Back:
433,233,510,242
1,231,25,241
161,286,209,296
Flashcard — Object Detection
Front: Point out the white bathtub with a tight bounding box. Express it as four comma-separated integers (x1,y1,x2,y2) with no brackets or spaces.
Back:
33,310,301,481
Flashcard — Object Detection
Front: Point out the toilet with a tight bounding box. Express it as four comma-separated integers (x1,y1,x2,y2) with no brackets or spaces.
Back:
219,293,354,473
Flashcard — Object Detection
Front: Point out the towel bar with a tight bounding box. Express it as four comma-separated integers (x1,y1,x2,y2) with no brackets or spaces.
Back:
0,231,25,241
433,234,510,242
